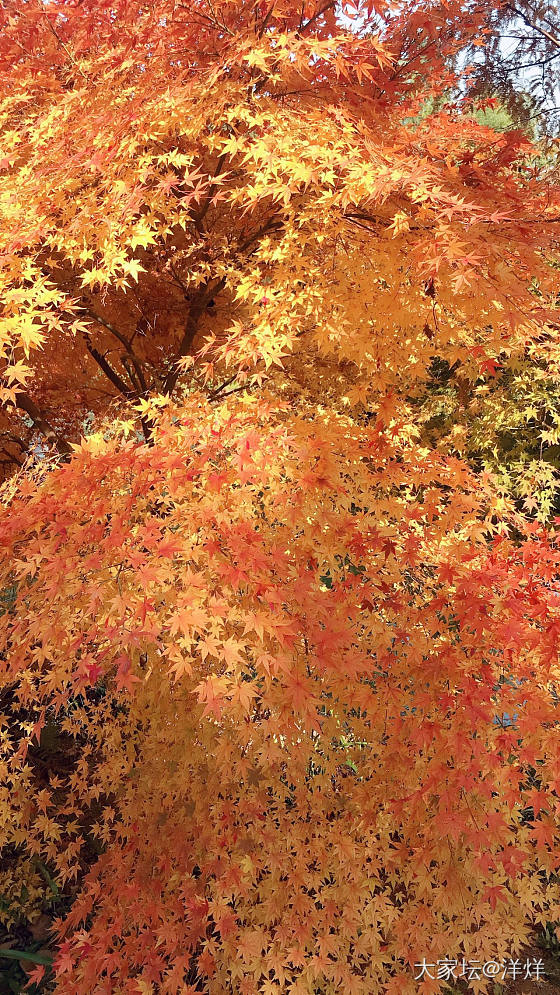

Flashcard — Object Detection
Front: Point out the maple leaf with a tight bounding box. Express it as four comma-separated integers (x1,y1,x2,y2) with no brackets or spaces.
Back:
113,656,141,694
169,605,208,636
4,360,33,386
220,637,244,668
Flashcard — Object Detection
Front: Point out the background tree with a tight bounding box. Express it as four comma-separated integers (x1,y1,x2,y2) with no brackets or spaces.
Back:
461,1,560,134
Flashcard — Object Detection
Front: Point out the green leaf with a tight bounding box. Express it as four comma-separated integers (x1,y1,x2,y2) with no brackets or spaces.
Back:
0,948,53,965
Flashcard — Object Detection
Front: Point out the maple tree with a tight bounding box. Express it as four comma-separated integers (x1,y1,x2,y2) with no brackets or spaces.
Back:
1,1,560,993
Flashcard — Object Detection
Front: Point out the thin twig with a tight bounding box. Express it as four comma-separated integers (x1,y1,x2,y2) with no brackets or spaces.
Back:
42,11,87,78
505,3,560,49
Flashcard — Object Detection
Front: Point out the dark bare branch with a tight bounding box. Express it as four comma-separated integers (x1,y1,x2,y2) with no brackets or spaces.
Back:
191,154,228,231
505,3,560,48
14,393,72,456
82,308,147,392
83,336,136,399
163,278,226,395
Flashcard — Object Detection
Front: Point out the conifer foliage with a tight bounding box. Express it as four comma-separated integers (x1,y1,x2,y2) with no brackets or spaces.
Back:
1,1,560,992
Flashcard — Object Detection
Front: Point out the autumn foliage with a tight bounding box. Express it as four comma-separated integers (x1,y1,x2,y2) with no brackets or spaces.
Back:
1,1,560,992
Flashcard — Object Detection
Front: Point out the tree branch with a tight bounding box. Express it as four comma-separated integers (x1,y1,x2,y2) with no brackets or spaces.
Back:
505,3,560,49
14,393,72,456
82,336,154,444
190,154,228,231
258,2,276,37
83,336,136,399
82,308,147,392
237,217,284,253
163,215,285,396
121,355,141,392
208,374,238,400
298,0,335,34
0,446,23,467
163,278,226,395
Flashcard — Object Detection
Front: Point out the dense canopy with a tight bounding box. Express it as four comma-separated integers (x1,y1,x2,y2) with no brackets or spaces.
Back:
1,1,560,993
